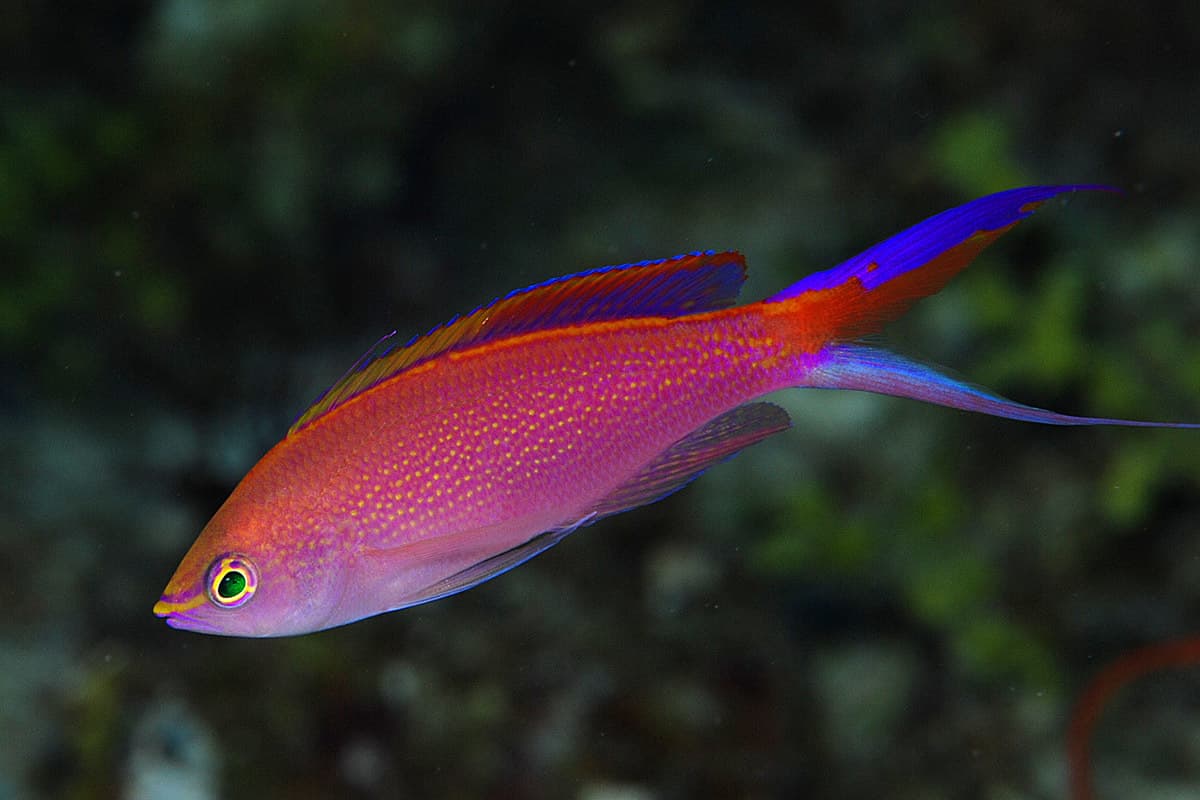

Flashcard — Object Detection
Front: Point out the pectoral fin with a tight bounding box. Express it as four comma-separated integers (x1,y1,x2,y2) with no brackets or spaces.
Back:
590,401,792,518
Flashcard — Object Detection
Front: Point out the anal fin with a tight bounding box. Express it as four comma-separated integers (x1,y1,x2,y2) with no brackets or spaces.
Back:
413,514,598,606
362,515,600,613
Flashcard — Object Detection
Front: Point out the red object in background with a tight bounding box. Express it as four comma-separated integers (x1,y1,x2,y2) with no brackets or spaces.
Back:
1068,637,1200,800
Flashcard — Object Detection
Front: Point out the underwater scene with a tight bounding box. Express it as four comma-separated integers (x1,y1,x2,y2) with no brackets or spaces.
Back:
4,3,1200,798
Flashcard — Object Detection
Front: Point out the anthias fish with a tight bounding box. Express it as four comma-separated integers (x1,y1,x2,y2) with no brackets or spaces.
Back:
154,185,1197,637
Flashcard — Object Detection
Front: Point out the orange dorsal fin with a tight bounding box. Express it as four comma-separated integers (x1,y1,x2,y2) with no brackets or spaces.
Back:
289,251,747,435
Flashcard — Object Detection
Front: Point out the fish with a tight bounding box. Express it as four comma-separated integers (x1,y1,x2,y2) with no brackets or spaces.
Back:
154,185,1198,637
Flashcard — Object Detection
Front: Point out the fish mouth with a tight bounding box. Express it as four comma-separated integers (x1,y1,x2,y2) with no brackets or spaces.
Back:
154,592,218,633
152,598,175,618
155,606,222,634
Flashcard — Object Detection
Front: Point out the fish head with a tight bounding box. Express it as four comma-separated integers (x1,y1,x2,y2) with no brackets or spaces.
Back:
153,492,351,637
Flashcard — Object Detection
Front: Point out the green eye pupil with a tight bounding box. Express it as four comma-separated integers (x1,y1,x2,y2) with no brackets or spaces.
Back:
207,555,257,608
217,570,247,599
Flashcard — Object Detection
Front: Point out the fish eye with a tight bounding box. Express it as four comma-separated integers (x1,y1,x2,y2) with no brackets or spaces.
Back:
206,555,258,608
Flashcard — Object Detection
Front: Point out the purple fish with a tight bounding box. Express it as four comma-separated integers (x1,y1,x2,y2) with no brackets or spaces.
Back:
154,185,1197,636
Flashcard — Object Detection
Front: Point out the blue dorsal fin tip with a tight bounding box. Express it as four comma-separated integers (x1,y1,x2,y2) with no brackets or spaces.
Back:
288,250,747,436
497,249,723,301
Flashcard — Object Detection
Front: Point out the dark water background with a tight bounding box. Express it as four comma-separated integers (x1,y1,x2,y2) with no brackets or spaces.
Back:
3,3,1200,798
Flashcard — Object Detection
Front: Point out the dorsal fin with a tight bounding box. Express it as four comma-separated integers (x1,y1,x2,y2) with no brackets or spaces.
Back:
289,251,747,435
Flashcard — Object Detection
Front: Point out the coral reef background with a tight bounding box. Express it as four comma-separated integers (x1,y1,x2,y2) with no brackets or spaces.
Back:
3,3,1199,798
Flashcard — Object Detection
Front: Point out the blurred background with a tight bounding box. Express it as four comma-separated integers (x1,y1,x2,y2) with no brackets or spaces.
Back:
3,2,1200,798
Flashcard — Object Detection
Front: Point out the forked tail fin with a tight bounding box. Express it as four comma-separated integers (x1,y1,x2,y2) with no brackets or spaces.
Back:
768,184,1112,343
806,343,1200,427
766,185,1198,428
763,186,1198,800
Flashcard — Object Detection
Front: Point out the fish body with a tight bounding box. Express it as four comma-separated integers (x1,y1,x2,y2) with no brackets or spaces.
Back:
155,186,1197,637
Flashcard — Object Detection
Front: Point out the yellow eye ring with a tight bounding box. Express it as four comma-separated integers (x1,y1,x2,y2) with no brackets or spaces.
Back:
206,555,258,608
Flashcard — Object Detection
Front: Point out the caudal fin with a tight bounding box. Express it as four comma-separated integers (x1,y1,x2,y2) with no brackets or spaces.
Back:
806,343,1199,428
767,185,1198,428
768,185,1112,345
